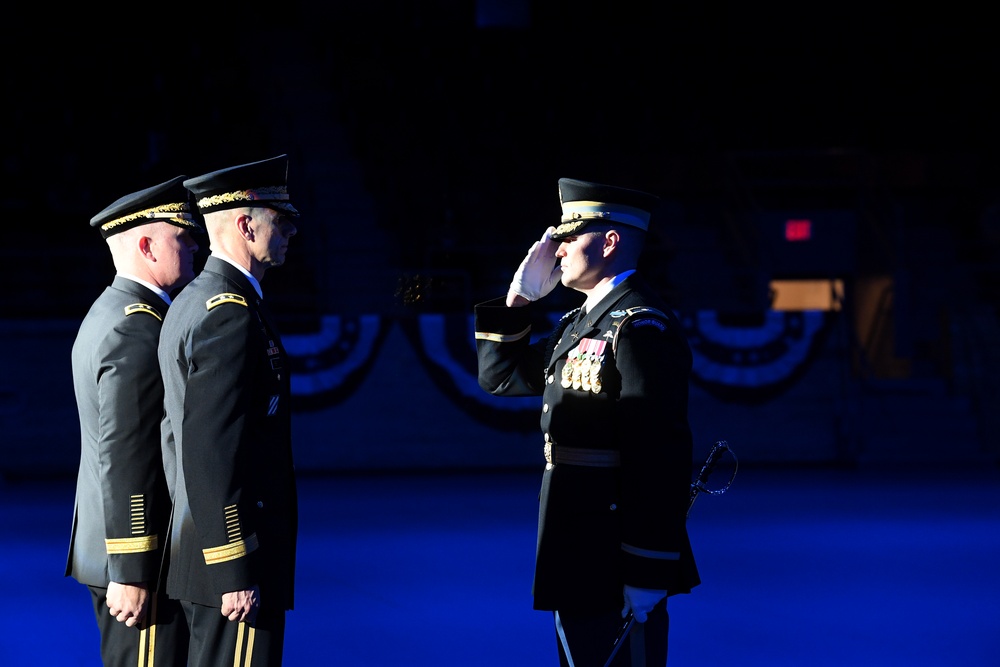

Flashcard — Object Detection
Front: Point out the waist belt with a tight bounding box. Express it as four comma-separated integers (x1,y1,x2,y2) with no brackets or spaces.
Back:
544,442,621,467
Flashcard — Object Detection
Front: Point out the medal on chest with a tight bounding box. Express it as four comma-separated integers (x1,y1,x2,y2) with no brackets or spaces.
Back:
560,337,607,394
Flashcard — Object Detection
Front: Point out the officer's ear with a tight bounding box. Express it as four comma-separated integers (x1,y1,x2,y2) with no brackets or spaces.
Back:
602,229,621,258
137,234,154,259
236,213,255,242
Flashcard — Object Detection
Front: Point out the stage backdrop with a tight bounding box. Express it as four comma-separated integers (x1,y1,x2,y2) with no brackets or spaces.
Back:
5,306,934,479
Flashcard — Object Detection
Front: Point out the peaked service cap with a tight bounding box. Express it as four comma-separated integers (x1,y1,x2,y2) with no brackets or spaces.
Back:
551,177,660,240
183,154,299,216
90,175,202,239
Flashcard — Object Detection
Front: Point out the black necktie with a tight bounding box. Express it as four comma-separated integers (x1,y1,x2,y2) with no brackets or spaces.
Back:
575,306,588,326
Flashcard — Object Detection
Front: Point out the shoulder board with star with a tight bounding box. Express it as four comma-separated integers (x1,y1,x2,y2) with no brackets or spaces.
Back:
123,303,162,321
610,307,670,354
206,293,248,311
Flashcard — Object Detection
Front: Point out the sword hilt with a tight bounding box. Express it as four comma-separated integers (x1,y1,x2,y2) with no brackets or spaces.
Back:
688,440,736,518
605,440,738,666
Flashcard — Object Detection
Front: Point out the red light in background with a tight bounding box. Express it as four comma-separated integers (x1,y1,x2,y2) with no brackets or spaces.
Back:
785,219,812,242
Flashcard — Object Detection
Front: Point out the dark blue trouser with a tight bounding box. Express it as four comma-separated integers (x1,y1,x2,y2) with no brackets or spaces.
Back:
554,600,669,667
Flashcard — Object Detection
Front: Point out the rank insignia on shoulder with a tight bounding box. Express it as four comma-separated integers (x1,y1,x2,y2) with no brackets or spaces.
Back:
124,303,162,321
206,293,248,311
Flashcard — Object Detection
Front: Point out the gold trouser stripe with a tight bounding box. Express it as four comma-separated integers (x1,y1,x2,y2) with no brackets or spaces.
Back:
246,624,255,664
138,625,148,667
234,623,244,667
137,594,158,667
233,622,255,667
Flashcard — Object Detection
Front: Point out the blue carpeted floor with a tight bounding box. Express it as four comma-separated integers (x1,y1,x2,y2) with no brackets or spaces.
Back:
3,463,999,666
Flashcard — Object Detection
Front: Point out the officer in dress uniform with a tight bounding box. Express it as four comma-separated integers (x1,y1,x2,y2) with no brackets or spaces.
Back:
157,155,299,667
475,178,700,666
66,176,202,667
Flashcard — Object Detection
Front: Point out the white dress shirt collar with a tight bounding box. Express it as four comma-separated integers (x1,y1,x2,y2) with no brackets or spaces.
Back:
212,252,263,300
116,273,172,305
582,269,635,314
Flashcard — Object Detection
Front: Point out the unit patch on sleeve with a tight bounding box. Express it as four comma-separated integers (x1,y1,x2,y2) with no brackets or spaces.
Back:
610,307,670,354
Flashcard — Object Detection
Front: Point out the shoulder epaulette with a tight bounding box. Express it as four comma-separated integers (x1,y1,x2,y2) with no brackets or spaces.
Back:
123,303,162,321
206,293,248,311
610,306,670,354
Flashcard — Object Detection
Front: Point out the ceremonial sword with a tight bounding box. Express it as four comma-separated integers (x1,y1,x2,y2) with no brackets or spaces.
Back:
602,440,738,667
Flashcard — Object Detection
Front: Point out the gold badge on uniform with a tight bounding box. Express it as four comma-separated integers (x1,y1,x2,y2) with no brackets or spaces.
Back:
561,338,607,394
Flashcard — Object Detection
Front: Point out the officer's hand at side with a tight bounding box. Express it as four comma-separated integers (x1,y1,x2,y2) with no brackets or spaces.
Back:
106,581,149,628
622,585,667,623
222,586,260,625
507,226,561,306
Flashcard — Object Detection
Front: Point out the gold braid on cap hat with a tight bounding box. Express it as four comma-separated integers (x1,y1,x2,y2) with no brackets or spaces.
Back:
101,202,197,233
553,200,651,236
196,186,290,209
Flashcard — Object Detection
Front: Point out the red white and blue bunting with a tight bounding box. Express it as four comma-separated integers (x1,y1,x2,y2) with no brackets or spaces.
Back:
283,309,838,426
682,309,838,404
284,314,393,411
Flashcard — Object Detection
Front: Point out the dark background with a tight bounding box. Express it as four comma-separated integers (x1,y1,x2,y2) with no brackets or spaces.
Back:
2,8,999,664
6,1,1000,320
4,1,1000,472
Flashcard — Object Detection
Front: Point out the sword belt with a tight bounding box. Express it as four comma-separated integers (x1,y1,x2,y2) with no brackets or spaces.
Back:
544,442,621,467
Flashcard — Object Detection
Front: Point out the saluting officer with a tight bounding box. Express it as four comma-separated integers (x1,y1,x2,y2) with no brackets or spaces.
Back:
475,178,700,666
158,155,299,667
67,176,201,667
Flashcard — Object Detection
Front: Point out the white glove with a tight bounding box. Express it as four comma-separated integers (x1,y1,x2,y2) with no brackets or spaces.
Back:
622,585,667,623
508,226,561,303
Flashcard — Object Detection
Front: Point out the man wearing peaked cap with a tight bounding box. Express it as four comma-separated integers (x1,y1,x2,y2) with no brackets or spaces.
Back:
551,177,660,239
92,175,206,238
158,155,300,666
183,153,300,217
67,175,201,667
474,177,699,666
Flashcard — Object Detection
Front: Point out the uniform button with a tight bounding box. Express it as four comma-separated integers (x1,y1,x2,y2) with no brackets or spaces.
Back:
543,404,549,413
610,504,617,511
257,501,264,508
547,374,554,384
544,433,551,442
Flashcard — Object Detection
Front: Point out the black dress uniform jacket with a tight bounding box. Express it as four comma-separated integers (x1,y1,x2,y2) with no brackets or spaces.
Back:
475,274,700,613
67,276,173,587
158,256,297,610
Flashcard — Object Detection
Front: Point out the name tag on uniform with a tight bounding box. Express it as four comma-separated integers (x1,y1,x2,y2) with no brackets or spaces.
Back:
267,341,283,370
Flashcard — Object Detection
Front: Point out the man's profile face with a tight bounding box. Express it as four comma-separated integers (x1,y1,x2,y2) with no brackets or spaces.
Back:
555,228,608,291
250,208,298,268
147,223,200,292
